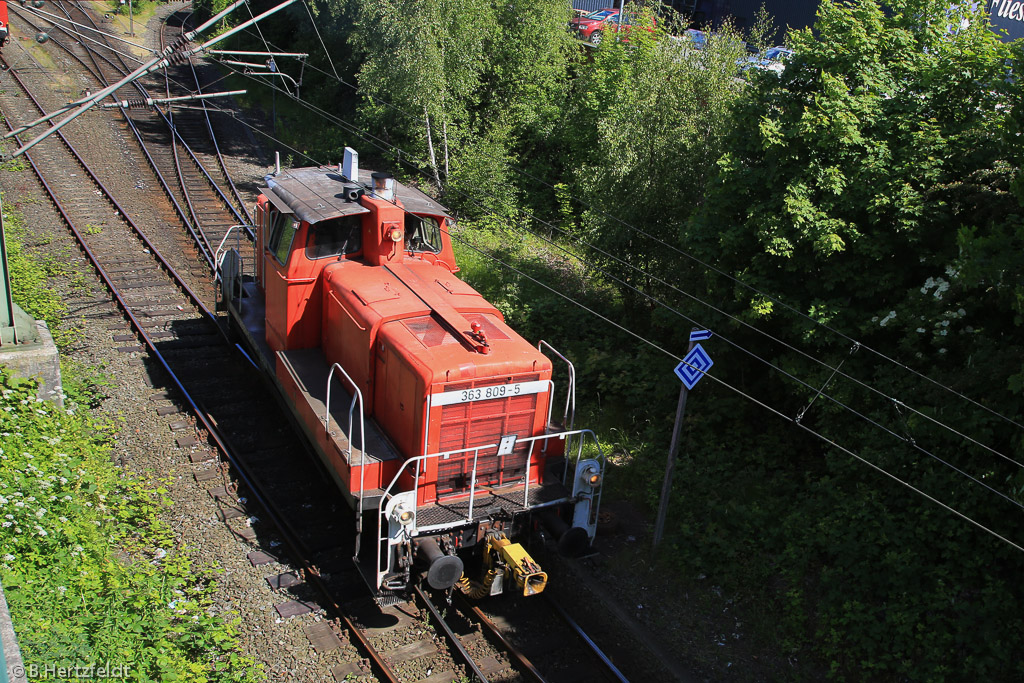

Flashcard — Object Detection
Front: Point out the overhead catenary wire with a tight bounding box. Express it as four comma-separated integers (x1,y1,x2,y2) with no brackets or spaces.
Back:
206,55,1024,497
164,57,1024,555
201,53,1024,520
445,230,1024,555
82,3,1024,551
18,2,154,56
235,16,1024,437
14,3,147,65
220,27,1024,491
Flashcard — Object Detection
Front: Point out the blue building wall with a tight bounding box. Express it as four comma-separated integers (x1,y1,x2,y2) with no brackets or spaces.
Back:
989,0,1024,40
686,0,818,34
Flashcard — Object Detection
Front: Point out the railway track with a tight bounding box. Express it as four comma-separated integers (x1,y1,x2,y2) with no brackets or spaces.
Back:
1,3,636,681
43,1,250,271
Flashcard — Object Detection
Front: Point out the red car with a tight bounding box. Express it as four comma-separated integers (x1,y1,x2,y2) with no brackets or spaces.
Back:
570,8,654,46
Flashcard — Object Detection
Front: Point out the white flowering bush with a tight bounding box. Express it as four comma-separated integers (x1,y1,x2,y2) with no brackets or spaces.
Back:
0,368,261,681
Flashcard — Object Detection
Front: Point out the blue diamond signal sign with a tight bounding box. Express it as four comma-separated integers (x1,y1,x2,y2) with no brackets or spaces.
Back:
674,344,713,390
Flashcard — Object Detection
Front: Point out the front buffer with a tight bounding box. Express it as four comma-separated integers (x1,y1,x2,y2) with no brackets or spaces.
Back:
379,450,604,598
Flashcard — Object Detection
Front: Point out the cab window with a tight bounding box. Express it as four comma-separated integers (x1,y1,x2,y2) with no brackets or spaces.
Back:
306,215,362,259
263,205,282,246
268,216,300,265
405,214,443,254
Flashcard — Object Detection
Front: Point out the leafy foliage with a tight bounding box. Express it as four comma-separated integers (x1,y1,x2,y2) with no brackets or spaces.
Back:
560,9,747,315
680,1,1024,678
2,202,81,348
201,0,1024,676
348,0,574,215
0,368,262,682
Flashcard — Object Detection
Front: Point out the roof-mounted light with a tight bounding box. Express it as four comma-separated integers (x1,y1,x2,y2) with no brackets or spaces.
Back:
371,172,395,202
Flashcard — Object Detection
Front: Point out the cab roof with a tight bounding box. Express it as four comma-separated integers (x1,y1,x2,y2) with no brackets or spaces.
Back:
261,166,451,225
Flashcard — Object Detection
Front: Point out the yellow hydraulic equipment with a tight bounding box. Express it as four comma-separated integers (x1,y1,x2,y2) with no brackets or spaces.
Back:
456,568,498,599
457,532,547,598
491,533,547,596
481,532,552,593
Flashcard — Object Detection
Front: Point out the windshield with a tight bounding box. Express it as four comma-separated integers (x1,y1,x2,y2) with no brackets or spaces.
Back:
585,9,616,20
404,214,443,254
306,215,362,260
765,47,790,60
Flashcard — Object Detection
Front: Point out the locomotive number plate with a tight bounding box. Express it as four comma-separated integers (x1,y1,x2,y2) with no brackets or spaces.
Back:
430,380,549,407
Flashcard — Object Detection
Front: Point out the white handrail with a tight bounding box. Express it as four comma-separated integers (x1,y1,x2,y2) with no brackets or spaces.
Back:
373,428,606,587
522,439,537,507
538,340,576,429
215,224,255,317
327,366,368,552
214,224,253,280
377,428,604,526
467,449,481,521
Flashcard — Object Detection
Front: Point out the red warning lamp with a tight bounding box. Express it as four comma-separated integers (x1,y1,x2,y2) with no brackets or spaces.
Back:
469,321,489,354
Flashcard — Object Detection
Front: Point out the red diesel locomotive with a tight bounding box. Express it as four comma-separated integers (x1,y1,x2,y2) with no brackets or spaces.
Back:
0,1,10,48
218,150,605,604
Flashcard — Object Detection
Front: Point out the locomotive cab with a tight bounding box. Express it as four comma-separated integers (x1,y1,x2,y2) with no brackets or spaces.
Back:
219,151,605,604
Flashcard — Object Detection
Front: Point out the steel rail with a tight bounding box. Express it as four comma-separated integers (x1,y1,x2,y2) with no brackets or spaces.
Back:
1,55,215,324
159,8,251,229
415,586,491,683
69,4,253,247
93,52,238,264
40,3,212,270
61,2,250,240
22,2,221,271
454,593,548,682
28,9,401,680
3,44,403,683
159,10,223,262
176,10,254,225
545,594,630,683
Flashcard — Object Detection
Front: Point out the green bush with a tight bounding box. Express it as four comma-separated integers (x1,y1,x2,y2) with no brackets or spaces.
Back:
0,367,262,682
1,204,79,349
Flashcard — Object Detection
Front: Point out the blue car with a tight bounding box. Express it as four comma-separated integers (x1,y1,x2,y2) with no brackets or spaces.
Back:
743,46,794,74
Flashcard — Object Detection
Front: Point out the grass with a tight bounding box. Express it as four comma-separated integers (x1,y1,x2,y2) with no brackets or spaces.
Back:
104,0,162,58
1,202,82,349
0,189,263,681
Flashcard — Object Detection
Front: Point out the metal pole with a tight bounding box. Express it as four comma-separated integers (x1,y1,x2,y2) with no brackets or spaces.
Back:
4,0,298,160
128,0,134,37
651,332,698,555
0,194,16,342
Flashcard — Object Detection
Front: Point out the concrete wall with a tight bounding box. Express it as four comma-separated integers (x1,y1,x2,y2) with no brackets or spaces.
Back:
0,321,63,408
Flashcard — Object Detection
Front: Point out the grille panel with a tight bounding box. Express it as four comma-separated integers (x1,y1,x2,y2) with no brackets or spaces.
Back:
433,375,543,499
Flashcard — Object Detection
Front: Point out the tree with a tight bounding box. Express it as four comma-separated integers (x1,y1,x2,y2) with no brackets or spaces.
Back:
560,7,747,317
349,0,495,192
683,1,1024,677
348,0,574,216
